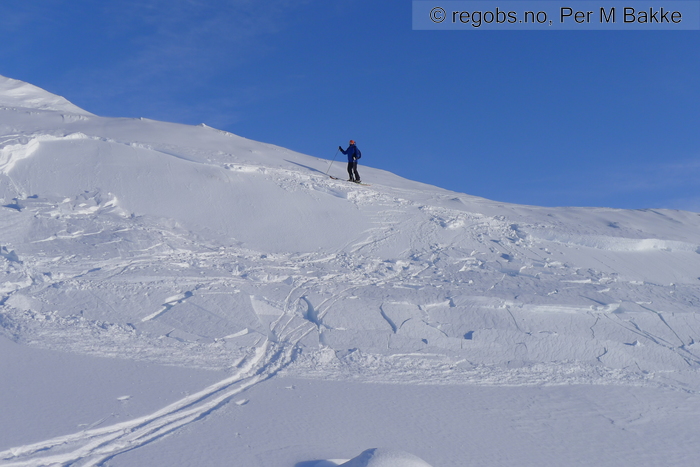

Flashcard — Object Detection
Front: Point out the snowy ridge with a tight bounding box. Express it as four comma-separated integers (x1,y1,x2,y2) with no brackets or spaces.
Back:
0,77,92,116
0,76,699,379
1,75,700,465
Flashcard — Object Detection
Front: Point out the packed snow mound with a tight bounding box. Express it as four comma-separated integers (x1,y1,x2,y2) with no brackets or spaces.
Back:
0,75,92,115
339,448,433,467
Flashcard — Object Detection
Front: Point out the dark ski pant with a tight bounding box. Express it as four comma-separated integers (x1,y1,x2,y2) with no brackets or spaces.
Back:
347,160,360,182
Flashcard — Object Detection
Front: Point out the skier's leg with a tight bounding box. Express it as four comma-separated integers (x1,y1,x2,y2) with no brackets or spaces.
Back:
353,162,360,182
347,162,355,181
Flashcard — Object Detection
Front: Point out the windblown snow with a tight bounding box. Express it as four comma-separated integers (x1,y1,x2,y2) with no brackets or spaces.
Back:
1,75,700,466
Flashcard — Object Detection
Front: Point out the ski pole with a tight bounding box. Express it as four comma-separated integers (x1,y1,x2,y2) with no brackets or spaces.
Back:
325,148,340,175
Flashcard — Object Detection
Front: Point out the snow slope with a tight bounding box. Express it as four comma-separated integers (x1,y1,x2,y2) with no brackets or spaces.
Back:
1,75,700,466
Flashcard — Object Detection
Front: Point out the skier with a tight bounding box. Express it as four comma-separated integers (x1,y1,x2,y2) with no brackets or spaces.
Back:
339,140,361,183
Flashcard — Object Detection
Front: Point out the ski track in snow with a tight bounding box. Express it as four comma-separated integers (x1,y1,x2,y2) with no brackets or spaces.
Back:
2,83,700,464
0,313,315,466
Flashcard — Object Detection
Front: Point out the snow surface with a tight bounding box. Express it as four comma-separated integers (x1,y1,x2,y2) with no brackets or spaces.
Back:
1,74,700,466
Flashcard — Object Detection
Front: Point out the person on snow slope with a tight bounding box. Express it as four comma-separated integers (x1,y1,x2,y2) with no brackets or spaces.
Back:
339,140,362,183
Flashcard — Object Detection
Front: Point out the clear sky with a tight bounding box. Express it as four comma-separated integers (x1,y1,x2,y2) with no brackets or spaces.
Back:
0,0,698,211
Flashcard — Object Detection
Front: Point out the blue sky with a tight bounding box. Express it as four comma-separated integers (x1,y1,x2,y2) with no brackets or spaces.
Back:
0,0,698,211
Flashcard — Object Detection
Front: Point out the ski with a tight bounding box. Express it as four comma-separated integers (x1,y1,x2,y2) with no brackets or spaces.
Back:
329,176,370,186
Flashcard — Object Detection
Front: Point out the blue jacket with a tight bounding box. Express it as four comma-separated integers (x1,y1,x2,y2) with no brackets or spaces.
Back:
340,144,361,163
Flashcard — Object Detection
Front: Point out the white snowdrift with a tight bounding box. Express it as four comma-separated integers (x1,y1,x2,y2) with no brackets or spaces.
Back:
339,448,433,467
1,74,700,466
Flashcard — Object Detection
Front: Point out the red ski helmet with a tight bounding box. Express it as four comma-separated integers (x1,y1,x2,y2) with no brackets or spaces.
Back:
349,140,355,144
